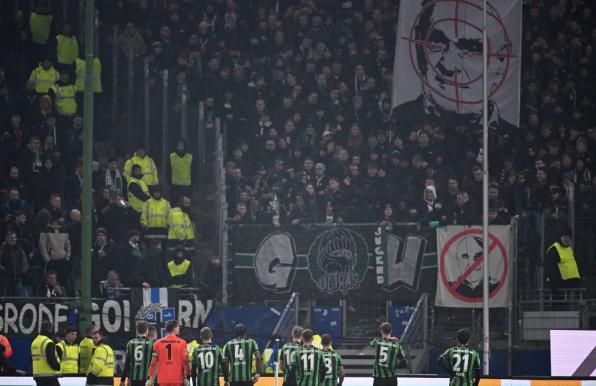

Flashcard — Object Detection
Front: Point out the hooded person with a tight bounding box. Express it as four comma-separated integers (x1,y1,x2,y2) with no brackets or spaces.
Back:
166,246,194,288
420,185,444,227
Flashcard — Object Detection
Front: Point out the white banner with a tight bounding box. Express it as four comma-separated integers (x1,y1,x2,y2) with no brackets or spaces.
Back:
392,0,522,130
435,225,512,308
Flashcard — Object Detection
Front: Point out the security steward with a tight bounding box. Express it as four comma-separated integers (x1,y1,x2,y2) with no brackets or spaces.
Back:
166,246,194,288
57,327,80,375
167,139,194,203
86,329,114,386
29,59,60,94
123,145,159,187
546,228,581,293
49,72,78,116
127,164,151,222
141,185,171,242
79,324,99,375
167,196,196,254
31,321,61,386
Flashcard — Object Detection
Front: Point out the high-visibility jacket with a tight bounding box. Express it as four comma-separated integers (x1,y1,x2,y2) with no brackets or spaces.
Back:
31,335,61,377
547,242,581,280
167,259,191,288
127,177,150,213
75,58,103,93
87,342,114,378
29,65,60,93
141,198,171,232
79,337,96,374
124,154,159,186
167,207,195,241
56,341,80,374
56,35,79,65
0,335,13,360
30,12,53,44
170,152,193,186
187,340,199,362
51,84,77,115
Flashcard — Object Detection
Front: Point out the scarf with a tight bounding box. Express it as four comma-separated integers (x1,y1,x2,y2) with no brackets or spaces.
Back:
105,169,123,192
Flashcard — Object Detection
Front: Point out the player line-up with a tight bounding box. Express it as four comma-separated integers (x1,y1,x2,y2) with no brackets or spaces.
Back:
8,320,480,386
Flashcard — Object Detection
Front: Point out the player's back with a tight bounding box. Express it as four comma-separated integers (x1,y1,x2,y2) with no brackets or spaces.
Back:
127,336,154,382
192,343,223,386
370,338,405,378
281,342,301,378
441,346,480,386
153,335,189,384
224,337,259,383
321,349,341,386
292,345,324,386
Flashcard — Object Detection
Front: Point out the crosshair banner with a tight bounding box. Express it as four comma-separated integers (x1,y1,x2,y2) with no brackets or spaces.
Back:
391,0,521,131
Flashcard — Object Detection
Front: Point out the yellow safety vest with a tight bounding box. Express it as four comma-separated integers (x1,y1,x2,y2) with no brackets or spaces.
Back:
167,208,195,241
79,337,96,374
170,153,193,186
124,155,159,186
51,84,77,115
30,12,53,44
31,335,61,377
141,198,171,229
75,58,103,93
29,65,60,93
167,259,191,287
56,341,80,374
127,178,150,213
187,340,199,362
548,242,581,280
87,343,115,378
56,35,79,65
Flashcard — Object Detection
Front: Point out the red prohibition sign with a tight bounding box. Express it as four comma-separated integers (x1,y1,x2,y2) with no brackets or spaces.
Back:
439,228,508,302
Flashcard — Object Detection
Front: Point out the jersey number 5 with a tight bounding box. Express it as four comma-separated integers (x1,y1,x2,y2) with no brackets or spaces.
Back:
379,346,389,364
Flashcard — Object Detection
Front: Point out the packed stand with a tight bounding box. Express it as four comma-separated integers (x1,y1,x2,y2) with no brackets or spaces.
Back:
0,0,233,297
0,0,595,296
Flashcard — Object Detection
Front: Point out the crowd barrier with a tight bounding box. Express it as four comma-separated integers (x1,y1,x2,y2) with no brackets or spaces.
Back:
0,377,595,386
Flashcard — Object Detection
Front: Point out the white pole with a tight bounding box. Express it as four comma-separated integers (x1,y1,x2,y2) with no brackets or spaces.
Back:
482,0,490,376
273,339,280,386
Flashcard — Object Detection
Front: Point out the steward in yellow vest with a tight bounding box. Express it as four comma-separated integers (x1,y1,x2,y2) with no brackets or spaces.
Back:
546,229,581,292
141,186,171,239
75,57,103,93
31,321,61,386
86,330,115,386
167,246,194,288
29,60,60,93
49,72,77,116
79,325,99,375
167,140,194,203
127,165,151,214
56,24,79,65
56,327,79,374
123,146,159,187
167,196,196,253
30,8,53,45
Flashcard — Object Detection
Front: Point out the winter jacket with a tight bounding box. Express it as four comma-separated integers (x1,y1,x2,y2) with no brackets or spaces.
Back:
39,223,71,262
0,242,29,281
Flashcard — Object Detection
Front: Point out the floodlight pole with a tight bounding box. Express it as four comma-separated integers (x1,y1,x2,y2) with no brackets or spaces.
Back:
482,0,490,376
80,0,95,332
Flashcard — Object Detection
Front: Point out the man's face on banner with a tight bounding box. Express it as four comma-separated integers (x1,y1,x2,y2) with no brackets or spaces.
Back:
453,236,484,288
415,1,509,117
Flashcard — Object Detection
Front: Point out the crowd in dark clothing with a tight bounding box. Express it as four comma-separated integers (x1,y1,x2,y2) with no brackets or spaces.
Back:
1,0,596,295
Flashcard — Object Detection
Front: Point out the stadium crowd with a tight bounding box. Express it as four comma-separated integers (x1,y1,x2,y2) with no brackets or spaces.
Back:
0,0,595,295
